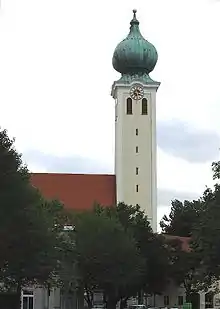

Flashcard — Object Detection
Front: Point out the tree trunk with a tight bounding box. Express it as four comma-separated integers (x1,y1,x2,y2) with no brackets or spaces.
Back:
184,282,192,303
46,288,50,309
120,298,128,309
106,299,117,309
84,296,93,309
16,282,22,309
153,294,156,307
84,286,93,309
85,297,93,309
137,290,144,304
185,289,192,303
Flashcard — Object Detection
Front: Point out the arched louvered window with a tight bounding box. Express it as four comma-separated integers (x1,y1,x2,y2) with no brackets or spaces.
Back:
142,98,148,115
126,98,132,114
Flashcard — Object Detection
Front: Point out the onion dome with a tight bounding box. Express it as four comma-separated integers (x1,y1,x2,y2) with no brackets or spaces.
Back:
112,10,158,82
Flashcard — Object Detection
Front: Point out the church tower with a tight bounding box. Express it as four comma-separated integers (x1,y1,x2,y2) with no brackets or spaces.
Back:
111,10,160,232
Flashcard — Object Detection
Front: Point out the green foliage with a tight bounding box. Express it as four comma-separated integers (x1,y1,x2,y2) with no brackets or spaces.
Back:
167,238,203,299
212,161,220,180
161,160,220,293
189,162,220,287
74,210,144,308
0,128,66,289
95,203,170,297
56,225,79,294
143,234,170,295
192,182,220,284
160,197,212,295
160,199,203,237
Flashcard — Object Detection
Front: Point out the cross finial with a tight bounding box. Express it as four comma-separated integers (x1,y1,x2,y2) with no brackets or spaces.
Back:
130,9,139,26
133,9,137,18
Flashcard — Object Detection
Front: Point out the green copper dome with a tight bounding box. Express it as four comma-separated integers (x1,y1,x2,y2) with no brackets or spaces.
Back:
112,10,158,77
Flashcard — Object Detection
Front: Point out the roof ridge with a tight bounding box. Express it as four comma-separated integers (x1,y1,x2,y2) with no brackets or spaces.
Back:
31,173,115,177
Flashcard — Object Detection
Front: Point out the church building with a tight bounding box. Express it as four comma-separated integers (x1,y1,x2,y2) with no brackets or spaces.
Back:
25,9,220,309
31,9,159,232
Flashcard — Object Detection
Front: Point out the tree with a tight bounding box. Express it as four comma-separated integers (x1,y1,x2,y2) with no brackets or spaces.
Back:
191,166,220,285
142,234,170,297
0,128,66,292
159,161,220,296
160,199,203,237
166,237,203,302
95,203,170,301
159,198,212,298
74,210,144,309
211,161,220,180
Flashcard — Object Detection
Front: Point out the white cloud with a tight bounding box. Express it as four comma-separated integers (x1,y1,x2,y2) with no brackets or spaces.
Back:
1,0,220,220
157,148,214,194
157,120,220,163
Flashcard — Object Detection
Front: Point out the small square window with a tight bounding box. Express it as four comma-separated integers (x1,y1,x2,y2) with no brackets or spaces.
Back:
136,167,139,175
136,185,139,192
136,146,139,153
136,128,138,136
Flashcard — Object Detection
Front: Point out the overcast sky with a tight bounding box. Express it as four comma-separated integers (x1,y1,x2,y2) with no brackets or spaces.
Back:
1,0,220,227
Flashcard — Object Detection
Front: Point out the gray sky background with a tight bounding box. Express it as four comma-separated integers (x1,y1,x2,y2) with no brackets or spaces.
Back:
1,0,220,227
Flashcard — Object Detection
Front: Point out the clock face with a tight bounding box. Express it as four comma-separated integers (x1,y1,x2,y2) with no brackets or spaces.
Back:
130,84,144,100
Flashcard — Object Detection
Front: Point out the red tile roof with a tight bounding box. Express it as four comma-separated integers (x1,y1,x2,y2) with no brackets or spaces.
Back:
163,235,191,252
31,173,116,210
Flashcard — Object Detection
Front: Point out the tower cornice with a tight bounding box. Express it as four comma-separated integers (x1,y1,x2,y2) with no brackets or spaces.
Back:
111,79,160,98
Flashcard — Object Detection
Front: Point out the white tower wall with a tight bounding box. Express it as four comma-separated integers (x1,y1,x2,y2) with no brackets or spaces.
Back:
112,82,159,232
